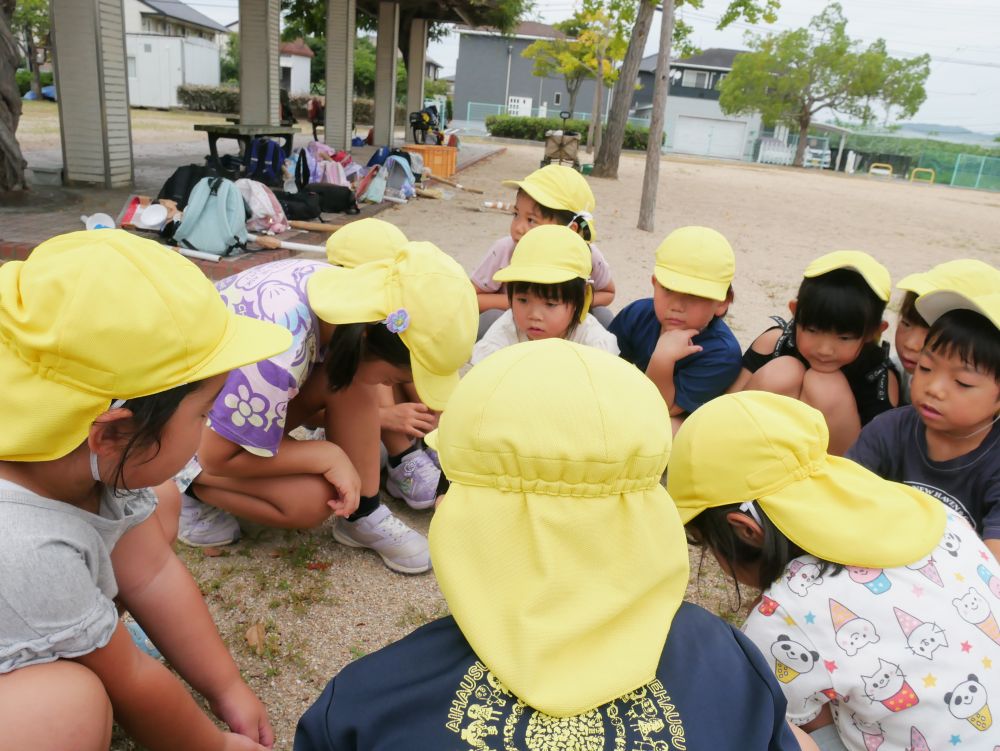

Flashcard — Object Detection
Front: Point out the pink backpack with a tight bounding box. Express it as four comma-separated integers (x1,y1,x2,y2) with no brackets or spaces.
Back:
234,178,290,234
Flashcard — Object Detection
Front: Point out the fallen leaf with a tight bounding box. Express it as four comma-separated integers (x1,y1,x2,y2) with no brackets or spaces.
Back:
269,550,282,558
306,561,331,571
203,547,227,558
245,622,266,656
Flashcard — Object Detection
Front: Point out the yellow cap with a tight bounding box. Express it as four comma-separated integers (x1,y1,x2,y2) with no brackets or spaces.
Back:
0,230,293,461
668,391,945,569
916,289,1000,331
803,251,891,302
307,242,477,410
502,164,598,241
492,225,593,321
652,226,735,302
430,340,687,717
324,218,408,268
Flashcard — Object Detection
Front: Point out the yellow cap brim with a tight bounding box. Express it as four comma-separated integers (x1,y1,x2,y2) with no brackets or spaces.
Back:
915,290,1000,329
307,264,390,325
424,428,439,451
501,179,598,241
804,259,891,302
654,266,729,302
897,271,934,296
0,313,291,462
492,264,582,285
410,357,460,412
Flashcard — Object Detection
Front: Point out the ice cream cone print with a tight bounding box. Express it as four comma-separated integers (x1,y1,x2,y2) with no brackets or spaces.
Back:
882,681,919,712
978,564,1000,600
894,608,922,639
907,726,929,751
862,730,884,751
977,613,1000,646
830,599,858,630
848,567,892,594
968,704,992,731
774,660,800,683
913,557,943,587
758,595,779,616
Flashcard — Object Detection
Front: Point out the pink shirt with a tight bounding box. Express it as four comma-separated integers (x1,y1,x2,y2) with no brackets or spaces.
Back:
470,235,614,293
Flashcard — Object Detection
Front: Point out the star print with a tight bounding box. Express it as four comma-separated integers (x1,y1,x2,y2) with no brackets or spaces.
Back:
984,657,993,669
961,641,972,653
949,734,961,746
824,660,838,673
954,572,965,582
923,673,937,687
783,614,797,626
804,612,816,625
912,584,925,598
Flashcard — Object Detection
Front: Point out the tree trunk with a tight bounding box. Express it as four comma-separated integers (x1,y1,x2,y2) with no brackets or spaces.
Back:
1,0,27,192
586,53,603,154
566,76,581,116
637,0,673,232
591,0,655,179
24,25,41,98
794,118,810,167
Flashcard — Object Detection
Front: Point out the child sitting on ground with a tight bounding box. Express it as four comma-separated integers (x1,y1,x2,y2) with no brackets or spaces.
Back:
471,225,619,365
609,226,741,431
670,390,1000,751
326,219,444,510
848,270,1000,561
730,251,899,455
471,164,616,332
0,231,289,751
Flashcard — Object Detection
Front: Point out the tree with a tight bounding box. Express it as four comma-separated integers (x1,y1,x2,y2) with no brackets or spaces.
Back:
1,0,26,192
13,0,48,98
592,0,781,179
575,1,635,154
220,32,239,83
637,0,673,232
719,3,929,166
521,17,590,115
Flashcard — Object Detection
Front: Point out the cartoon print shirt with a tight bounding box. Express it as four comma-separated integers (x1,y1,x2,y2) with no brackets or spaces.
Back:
471,309,619,366
847,405,1000,540
742,514,1000,751
207,259,329,456
295,603,798,751
471,235,614,294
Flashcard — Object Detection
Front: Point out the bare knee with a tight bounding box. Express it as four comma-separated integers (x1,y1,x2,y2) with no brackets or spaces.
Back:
745,356,807,398
801,370,861,455
0,661,113,751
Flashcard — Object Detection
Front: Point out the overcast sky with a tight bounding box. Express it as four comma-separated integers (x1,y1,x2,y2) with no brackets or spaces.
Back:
191,0,1000,133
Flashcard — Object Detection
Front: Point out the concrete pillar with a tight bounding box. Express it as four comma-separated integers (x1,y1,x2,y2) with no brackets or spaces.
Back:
373,1,399,146
325,0,356,150
50,0,134,187
404,19,428,143
239,0,281,125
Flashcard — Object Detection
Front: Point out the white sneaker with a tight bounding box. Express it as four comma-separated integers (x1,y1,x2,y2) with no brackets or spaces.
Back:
333,504,431,574
177,492,240,547
385,448,441,510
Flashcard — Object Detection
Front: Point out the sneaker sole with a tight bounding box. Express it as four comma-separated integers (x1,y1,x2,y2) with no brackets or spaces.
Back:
332,527,432,575
384,482,438,510
177,531,240,548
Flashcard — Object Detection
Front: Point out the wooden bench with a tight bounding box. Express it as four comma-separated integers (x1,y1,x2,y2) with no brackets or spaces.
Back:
194,123,297,160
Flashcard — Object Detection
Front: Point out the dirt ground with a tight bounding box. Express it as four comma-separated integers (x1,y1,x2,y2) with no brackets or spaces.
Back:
14,109,999,748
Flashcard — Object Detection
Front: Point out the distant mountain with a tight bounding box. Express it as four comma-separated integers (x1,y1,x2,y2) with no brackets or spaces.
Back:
894,123,998,145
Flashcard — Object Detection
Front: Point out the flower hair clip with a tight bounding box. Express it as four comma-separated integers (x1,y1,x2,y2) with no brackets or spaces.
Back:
384,308,410,334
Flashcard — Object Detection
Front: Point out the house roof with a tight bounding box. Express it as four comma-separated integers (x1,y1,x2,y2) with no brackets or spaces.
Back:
457,21,567,40
280,38,315,58
138,0,229,33
676,48,745,70
426,56,443,68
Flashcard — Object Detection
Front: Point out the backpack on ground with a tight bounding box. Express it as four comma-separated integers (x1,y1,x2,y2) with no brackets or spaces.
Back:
244,137,287,186
272,189,322,221
157,164,218,210
235,178,290,234
172,177,249,256
357,164,387,204
382,155,417,203
304,183,359,214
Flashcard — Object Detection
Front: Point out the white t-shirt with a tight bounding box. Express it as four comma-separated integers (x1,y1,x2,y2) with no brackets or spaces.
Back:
470,236,614,293
471,309,619,365
741,514,1000,750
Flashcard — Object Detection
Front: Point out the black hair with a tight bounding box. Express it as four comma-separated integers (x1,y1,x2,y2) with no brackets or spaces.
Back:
686,503,844,608
516,188,593,242
107,381,201,494
898,291,929,328
507,278,588,335
924,309,1000,382
794,268,886,338
324,322,411,391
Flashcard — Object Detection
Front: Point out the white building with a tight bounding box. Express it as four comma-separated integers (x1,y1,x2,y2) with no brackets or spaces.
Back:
279,38,314,96
122,0,228,108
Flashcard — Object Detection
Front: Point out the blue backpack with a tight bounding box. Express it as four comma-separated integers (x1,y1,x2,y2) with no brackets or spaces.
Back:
244,137,287,186
172,177,249,256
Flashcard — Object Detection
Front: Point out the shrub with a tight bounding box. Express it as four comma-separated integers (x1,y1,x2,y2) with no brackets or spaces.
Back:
15,70,54,96
177,85,240,113
485,114,661,149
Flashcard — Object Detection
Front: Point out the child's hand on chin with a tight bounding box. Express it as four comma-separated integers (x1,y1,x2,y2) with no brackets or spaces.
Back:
653,328,703,363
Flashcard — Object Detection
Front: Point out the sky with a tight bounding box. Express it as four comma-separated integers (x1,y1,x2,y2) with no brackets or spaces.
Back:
190,0,1000,133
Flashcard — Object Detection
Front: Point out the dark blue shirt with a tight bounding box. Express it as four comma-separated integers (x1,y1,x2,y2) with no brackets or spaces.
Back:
609,299,742,412
295,603,798,751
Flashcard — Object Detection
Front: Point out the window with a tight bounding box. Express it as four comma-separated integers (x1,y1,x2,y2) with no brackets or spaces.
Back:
681,69,710,89
127,56,136,77
553,92,562,105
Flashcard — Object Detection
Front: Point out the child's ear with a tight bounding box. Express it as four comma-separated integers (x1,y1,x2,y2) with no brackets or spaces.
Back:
877,320,889,335
87,407,135,456
725,511,764,547
788,299,798,316
650,274,658,290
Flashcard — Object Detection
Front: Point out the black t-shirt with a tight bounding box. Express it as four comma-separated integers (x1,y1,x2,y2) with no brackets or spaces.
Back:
847,405,1000,539
295,603,798,751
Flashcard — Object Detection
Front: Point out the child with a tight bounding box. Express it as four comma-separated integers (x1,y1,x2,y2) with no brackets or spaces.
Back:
731,251,899,455
848,277,1000,560
471,225,619,364
178,243,477,575
326,218,443,510
471,164,616,331
296,341,804,751
609,226,741,428
0,231,289,750
669,390,1000,751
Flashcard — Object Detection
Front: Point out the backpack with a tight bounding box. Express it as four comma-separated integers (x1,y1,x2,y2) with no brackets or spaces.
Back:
366,146,391,168
381,155,416,203
235,178,290,234
172,177,249,256
357,164,387,204
244,138,287,186
272,189,322,221
157,164,218,210
304,183,359,214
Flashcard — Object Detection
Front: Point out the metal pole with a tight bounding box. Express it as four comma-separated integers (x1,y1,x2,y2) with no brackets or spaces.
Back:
976,155,985,189
835,133,846,172
504,44,513,113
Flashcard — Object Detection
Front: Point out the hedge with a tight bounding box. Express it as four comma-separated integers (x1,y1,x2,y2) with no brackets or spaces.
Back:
485,114,662,150
16,70,54,96
176,86,407,124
